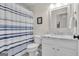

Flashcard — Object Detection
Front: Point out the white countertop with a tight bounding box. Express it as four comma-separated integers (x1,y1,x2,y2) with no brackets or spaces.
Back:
42,34,76,40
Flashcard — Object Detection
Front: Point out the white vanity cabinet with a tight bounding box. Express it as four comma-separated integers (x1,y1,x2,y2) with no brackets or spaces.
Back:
42,4,79,56
42,36,78,56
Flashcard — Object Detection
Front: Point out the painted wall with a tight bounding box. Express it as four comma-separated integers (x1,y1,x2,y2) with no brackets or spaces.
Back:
18,3,50,35
31,6,50,35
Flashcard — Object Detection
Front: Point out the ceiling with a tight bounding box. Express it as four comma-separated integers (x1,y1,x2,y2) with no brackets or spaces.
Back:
18,3,50,11
18,3,68,11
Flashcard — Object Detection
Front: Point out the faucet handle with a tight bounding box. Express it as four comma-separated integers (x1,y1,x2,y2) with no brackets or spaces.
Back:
73,35,79,40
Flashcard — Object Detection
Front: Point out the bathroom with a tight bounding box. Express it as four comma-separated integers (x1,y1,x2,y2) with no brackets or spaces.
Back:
0,0,79,57
17,3,79,56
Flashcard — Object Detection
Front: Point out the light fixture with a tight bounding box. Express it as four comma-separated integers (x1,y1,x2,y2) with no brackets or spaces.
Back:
49,3,56,10
49,3,68,10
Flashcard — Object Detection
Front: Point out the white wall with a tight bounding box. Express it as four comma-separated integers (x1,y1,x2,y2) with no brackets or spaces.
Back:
18,3,50,35
31,6,50,35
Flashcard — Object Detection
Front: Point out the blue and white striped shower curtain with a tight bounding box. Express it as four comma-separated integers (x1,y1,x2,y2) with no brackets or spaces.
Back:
0,3,33,56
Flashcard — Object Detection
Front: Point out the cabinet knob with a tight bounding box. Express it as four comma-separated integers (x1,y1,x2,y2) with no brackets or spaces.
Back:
52,48,55,50
57,49,60,51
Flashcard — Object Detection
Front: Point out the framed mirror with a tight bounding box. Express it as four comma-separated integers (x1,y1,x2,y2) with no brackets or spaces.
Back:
50,4,75,35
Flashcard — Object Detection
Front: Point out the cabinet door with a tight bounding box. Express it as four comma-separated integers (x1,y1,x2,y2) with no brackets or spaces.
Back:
42,43,57,56
55,46,77,56
42,37,78,56
42,43,77,56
